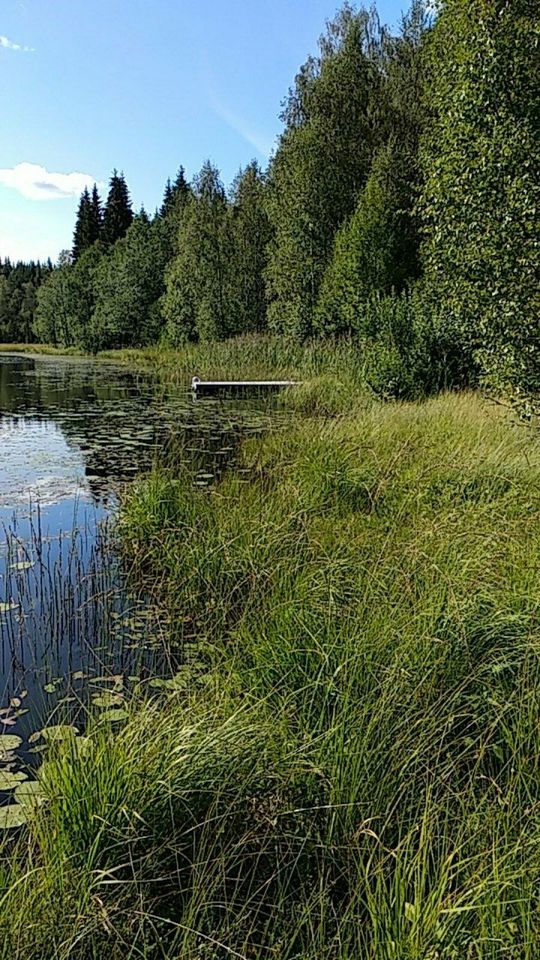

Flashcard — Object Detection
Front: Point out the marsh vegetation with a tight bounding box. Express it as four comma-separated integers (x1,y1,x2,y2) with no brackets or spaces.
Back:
0,340,538,957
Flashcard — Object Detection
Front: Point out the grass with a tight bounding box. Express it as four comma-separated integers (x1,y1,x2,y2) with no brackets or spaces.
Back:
1,371,539,957
0,343,83,356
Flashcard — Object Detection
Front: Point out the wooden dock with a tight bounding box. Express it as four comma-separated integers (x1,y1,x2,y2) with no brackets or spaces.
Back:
191,376,298,398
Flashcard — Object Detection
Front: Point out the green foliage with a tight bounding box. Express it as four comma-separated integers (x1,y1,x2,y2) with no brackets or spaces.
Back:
0,259,51,343
420,0,540,392
159,165,192,259
315,142,421,335
13,0,540,408
72,184,103,261
266,7,386,337
34,245,103,349
102,170,133,246
228,161,272,334
92,214,168,350
162,161,234,343
17,389,531,959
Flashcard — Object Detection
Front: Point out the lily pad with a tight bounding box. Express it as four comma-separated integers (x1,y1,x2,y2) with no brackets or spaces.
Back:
0,804,27,830
0,770,27,791
29,725,78,744
89,674,123,687
0,734,22,756
14,780,46,807
10,561,34,571
92,691,124,708
99,708,128,723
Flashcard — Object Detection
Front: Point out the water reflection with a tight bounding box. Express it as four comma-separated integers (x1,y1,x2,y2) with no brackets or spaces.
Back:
0,353,192,510
0,352,278,796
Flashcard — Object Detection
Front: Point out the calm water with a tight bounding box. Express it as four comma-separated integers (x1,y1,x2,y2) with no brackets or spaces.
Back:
0,353,273,792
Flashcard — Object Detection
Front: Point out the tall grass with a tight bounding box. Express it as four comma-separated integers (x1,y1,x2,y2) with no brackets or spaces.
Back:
1,387,539,958
100,334,371,389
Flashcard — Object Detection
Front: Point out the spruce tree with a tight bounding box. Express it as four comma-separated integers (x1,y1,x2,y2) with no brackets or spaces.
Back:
160,178,174,217
102,170,133,245
160,166,190,217
90,184,103,242
72,187,93,261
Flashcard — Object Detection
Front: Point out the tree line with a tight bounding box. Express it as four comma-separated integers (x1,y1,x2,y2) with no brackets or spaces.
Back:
0,259,52,343
6,0,539,398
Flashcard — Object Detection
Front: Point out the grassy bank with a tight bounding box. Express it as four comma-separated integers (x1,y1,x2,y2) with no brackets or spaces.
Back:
0,342,84,356
1,379,539,957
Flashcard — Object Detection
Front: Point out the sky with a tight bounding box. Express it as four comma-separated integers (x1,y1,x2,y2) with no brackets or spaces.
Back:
1,0,408,264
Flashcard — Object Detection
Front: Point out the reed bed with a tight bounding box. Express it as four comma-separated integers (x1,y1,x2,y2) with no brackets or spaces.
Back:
1,386,539,959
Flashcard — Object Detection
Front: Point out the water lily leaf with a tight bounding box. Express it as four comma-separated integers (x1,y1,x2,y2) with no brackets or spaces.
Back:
0,770,27,790
0,804,27,829
14,780,46,807
92,691,124,708
0,734,22,756
99,708,128,723
10,561,34,571
31,725,78,743
9,697,21,708
43,683,57,694
0,602,17,613
89,674,123,687
71,671,85,681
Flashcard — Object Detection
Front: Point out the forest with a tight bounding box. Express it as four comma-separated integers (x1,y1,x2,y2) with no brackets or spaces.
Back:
2,0,538,403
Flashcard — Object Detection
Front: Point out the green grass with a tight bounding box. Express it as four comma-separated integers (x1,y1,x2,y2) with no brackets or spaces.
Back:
1,383,539,958
0,343,83,356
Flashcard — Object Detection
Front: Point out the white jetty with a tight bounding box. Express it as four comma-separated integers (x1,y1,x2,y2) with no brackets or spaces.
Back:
191,376,298,398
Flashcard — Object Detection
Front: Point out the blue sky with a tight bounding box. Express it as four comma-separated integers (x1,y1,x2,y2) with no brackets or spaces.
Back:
1,0,408,263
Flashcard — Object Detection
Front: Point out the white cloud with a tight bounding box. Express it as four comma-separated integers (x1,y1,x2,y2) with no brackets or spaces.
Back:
0,163,102,201
0,35,33,52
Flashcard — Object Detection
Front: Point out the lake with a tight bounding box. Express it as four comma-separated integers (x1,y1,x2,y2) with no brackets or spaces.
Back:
0,352,273,793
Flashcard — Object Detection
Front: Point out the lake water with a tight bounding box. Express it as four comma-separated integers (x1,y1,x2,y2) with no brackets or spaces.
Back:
0,352,273,795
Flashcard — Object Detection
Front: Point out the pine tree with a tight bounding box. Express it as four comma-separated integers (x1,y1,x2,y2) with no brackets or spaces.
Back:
102,170,133,245
314,4,430,337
